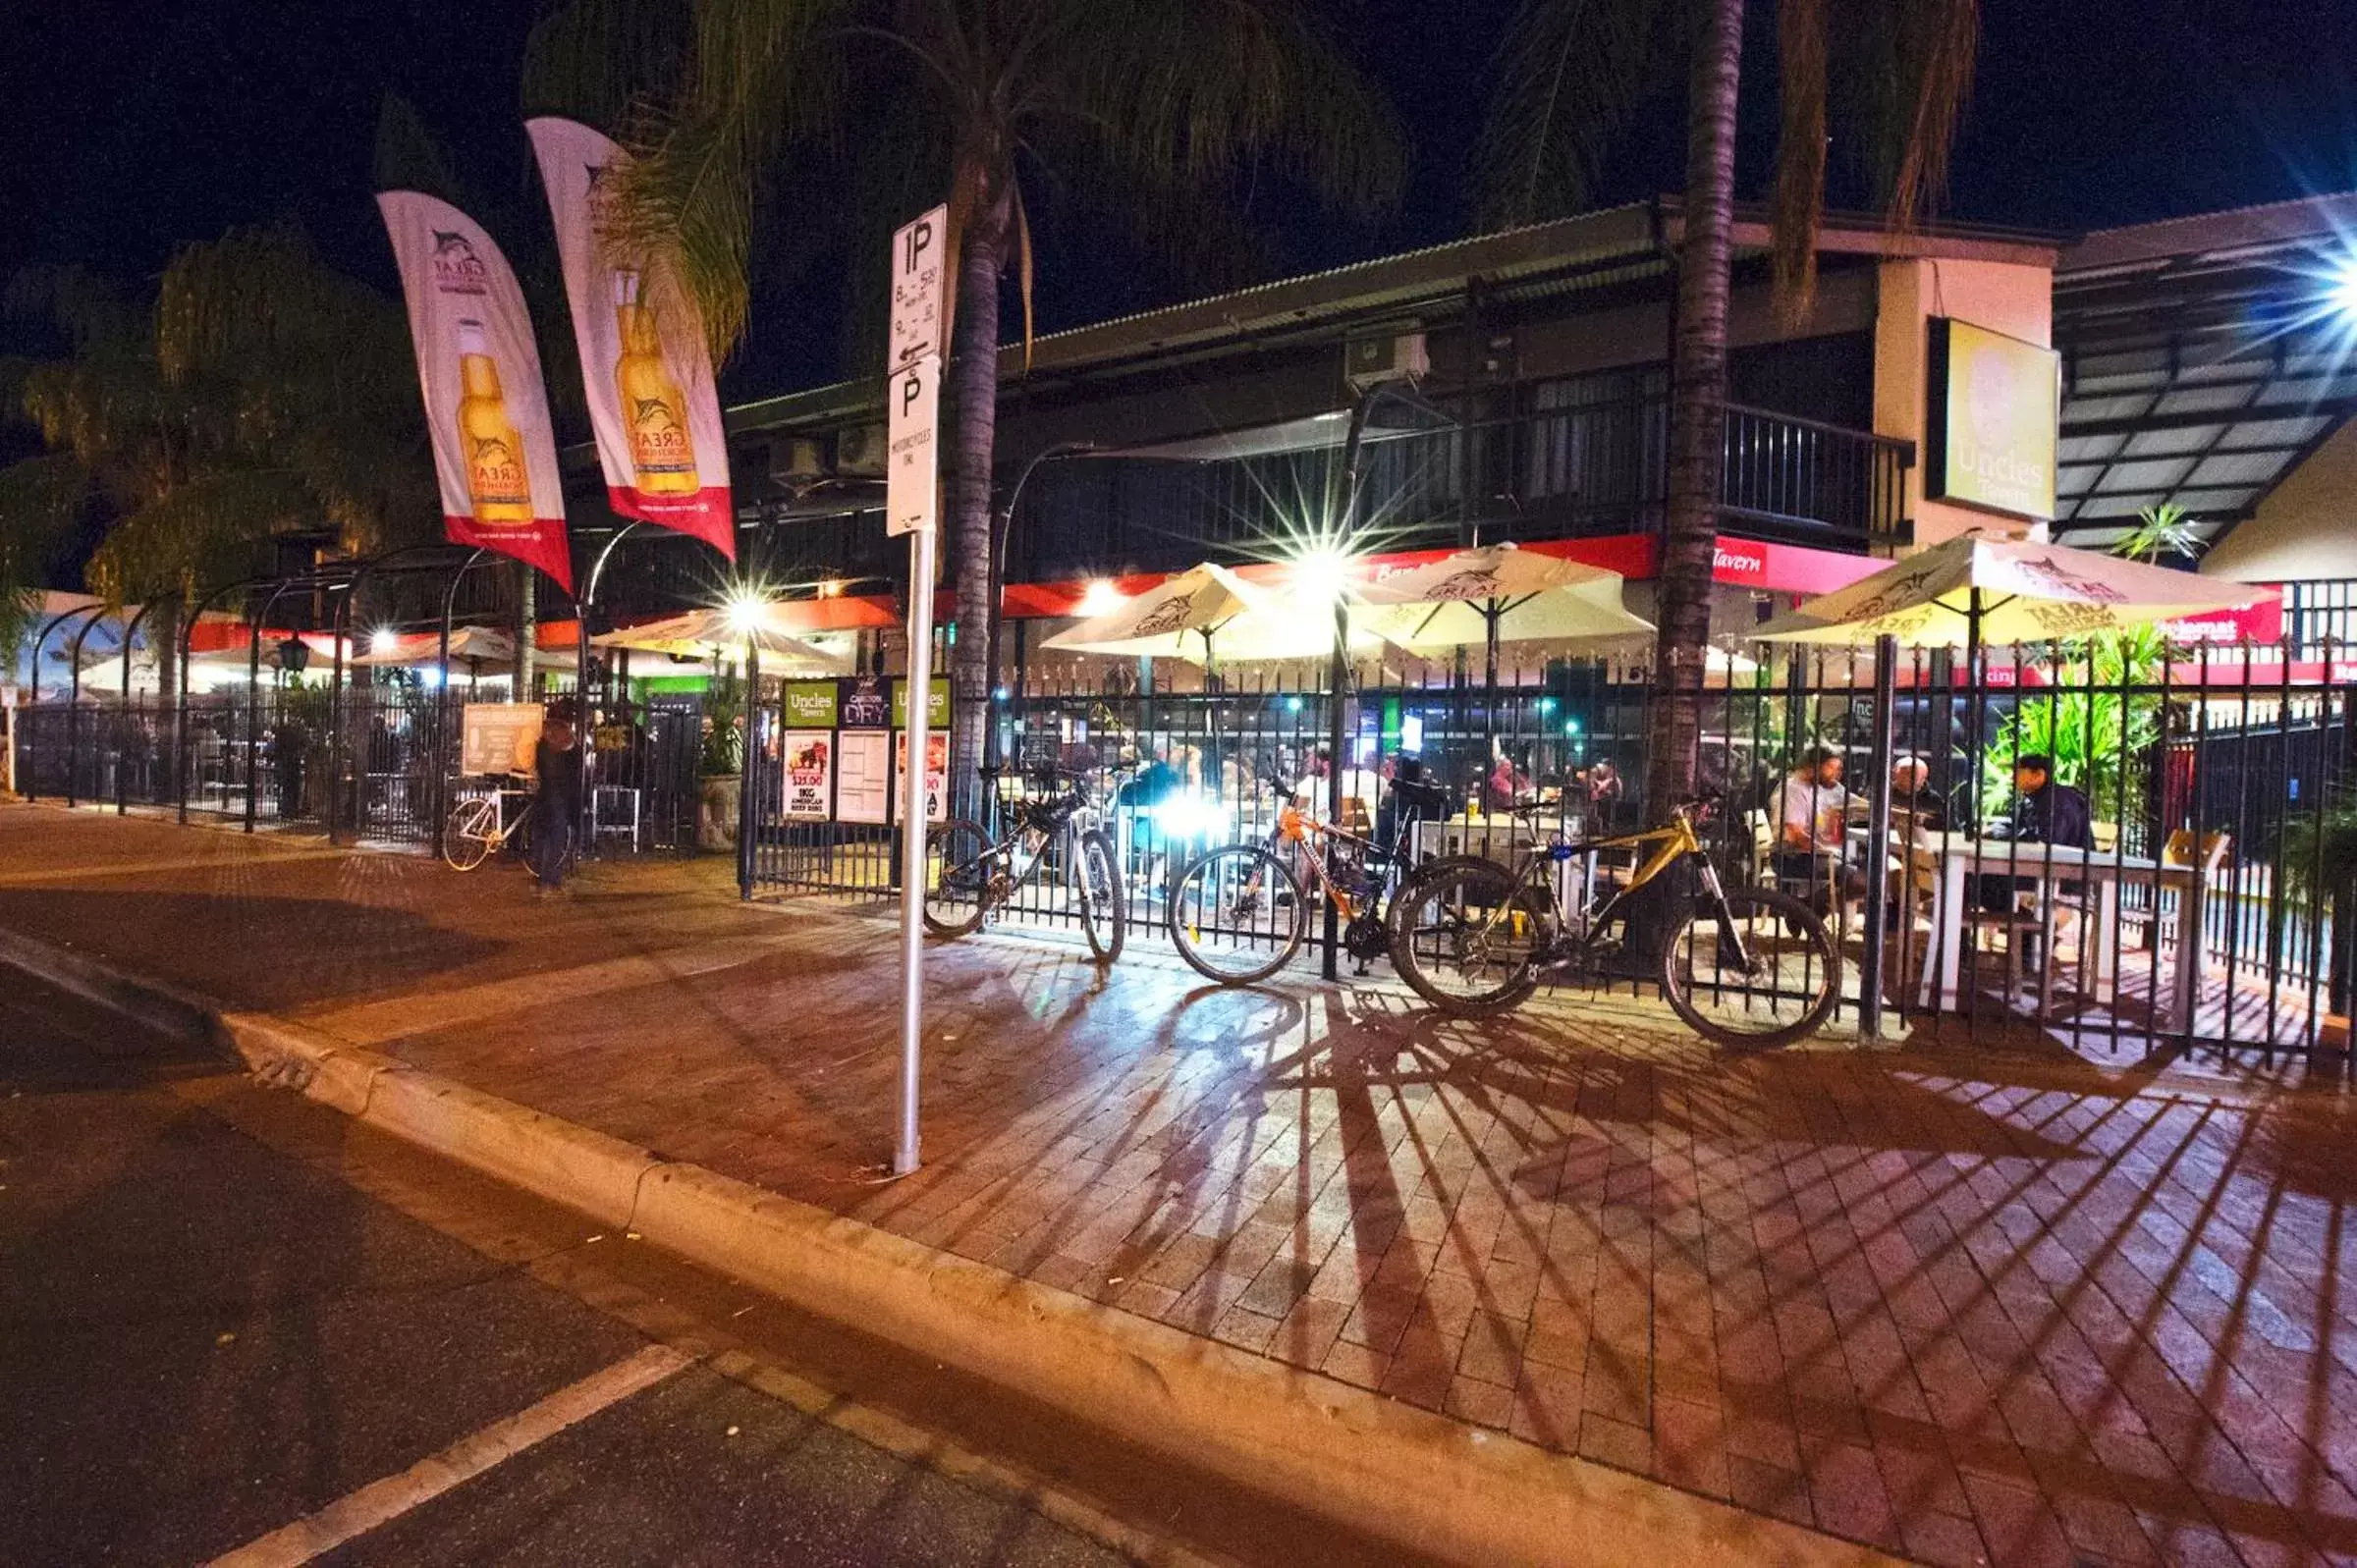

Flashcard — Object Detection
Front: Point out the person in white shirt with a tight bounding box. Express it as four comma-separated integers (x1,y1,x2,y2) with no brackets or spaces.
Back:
1773,746,1861,906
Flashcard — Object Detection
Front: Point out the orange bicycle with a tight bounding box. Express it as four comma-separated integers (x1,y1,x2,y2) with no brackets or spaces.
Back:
1166,792,1431,985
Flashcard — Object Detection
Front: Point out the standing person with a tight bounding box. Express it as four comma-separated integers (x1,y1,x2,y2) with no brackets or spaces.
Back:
531,709,584,895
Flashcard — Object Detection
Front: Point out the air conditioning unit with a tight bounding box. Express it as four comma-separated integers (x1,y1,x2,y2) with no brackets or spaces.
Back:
1344,330,1429,392
769,436,826,486
835,421,888,477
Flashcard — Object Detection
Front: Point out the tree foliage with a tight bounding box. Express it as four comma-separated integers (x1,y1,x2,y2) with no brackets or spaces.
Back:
1474,0,1980,320
0,227,434,625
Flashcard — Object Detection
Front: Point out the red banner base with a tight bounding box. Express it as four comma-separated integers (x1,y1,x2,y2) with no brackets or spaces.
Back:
446,514,575,594
607,486,736,560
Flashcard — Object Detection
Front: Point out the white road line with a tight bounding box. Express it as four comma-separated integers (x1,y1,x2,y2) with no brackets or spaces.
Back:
203,1342,694,1567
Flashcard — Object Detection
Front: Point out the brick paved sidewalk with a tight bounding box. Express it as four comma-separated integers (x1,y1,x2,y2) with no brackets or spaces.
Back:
11,802,2357,1566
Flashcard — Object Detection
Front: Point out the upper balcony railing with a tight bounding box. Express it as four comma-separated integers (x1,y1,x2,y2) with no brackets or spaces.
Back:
718,384,1915,596
997,391,1914,583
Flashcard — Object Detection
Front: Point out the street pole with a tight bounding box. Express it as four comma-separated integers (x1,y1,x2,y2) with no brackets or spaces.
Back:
896,525,937,1175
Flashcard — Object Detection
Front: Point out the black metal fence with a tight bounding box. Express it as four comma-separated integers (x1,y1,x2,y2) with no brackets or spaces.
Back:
19,630,2357,1059
735,635,2357,1058
11,676,708,860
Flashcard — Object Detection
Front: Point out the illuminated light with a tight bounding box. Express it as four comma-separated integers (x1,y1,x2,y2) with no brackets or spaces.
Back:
1566,718,1583,734
724,592,772,634
817,577,846,598
992,685,1011,702
1150,788,1233,842
1077,578,1125,617
2333,260,2357,321
418,666,443,689
1537,695,1557,714
369,627,399,657
1286,695,1304,713
1290,547,1349,606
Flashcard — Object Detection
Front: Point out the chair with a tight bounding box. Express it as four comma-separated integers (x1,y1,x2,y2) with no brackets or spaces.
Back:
591,784,643,852
2157,831,2230,1020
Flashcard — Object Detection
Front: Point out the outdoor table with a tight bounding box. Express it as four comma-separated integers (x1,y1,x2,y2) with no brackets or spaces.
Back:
1921,839,2171,1016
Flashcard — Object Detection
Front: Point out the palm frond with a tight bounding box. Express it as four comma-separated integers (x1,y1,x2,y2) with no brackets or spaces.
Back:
596,0,847,365
1069,0,1404,223
86,468,317,605
520,0,691,123
1884,0,1978,234
372,92,468,205
1469,0,1668,231
0,453,92,658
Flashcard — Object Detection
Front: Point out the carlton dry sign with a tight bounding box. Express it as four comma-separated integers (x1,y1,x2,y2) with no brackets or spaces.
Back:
1926,318,2060,521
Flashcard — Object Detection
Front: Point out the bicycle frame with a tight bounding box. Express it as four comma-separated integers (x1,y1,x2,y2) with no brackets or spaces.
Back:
1465,807,1745,967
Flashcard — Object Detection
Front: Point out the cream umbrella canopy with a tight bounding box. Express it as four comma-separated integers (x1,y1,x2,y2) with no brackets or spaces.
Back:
1355,543,1652,649
589,607,850,673
1041,562,1393,665
349,627,572,672
1750,534,2276,647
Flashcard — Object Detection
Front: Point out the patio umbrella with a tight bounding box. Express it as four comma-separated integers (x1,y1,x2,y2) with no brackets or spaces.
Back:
1356,544,1651,646
350,626,558,668
1354,542,1653,692
1749,533,2276,648
1040,562,1392,665
590,607,850,672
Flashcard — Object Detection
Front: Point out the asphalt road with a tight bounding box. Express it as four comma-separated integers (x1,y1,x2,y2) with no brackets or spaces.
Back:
0,979,1135,1568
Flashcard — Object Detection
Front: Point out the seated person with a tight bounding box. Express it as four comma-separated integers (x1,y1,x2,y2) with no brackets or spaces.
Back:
1978,752,2093,912
1773,746,1865,908
1890,754,1946,837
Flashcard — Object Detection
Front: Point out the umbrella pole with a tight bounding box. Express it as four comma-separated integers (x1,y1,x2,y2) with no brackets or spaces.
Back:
1484,599,1501,770
1965,588,1986,835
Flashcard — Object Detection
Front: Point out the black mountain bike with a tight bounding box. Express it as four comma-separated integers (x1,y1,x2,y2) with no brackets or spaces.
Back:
922,764,1125,963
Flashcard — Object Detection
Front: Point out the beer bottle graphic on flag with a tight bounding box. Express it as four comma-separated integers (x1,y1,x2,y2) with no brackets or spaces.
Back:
377,190,574,590
526,117,737,560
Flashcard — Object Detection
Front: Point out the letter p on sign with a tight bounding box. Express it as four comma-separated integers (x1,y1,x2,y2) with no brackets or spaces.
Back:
889,204,949,372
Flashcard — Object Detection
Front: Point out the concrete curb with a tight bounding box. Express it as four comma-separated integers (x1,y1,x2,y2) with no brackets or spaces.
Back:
3,926,1895,1568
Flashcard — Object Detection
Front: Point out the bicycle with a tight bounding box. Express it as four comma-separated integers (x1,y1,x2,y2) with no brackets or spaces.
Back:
1386,795,1840,1049
1164,780,1444,986
441,780,560,874
921,764,1125,963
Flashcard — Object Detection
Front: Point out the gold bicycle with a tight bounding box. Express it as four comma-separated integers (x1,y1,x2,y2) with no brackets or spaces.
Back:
1386,797,1841,1049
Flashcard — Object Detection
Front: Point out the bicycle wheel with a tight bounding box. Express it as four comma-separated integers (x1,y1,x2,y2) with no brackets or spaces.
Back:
442,796,497,872
1662,884,1840,1050
1075,827,1125,964
922,817,998,937
1168,844,1305,985
1389,858,1547,1016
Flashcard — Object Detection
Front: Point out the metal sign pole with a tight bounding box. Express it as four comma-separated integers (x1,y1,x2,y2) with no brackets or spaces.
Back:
895,525,936,1175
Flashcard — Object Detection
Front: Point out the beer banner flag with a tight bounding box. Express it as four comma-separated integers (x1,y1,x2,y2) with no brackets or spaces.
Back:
377,190,574,591
526,117,736,560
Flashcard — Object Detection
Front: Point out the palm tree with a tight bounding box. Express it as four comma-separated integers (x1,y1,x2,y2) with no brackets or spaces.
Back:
1476,0,1979,809
527,0,1401,795
0,229,434,698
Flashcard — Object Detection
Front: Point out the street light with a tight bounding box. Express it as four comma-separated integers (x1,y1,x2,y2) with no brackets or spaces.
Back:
1289,546,1350,607
369,627,399,657
1076,578,1125,617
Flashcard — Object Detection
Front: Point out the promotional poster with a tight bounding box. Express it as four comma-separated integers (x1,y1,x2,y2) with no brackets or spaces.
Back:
782,731,833,820
376,190,573,589
525,118,736,559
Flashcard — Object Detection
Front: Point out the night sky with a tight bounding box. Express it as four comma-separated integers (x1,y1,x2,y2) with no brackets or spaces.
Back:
8,0,2357,401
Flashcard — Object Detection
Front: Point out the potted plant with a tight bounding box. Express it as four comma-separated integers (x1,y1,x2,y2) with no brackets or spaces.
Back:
697,671,745,851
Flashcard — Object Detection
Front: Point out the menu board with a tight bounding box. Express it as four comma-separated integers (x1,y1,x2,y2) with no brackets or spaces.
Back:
781,730,833,820
461,703,543,777
835,729,891,825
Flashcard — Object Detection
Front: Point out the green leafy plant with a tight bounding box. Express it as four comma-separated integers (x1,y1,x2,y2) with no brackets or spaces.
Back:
699,672,744,777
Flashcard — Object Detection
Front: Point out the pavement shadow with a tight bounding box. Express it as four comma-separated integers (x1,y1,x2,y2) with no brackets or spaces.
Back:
0,889,500,1012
